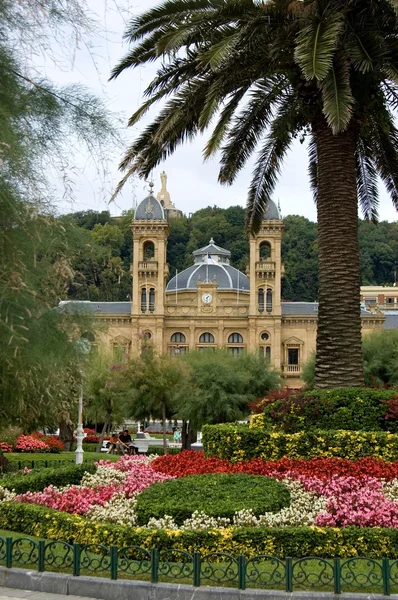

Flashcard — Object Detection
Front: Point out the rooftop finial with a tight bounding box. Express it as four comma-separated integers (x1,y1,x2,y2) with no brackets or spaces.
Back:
209,237,215,244
277,198,281,218
149,176,154,195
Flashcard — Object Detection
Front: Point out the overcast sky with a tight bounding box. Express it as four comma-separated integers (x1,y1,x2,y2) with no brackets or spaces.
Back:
40,0,398,223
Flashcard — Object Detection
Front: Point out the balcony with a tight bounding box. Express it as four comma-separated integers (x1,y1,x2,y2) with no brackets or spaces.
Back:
138,261,158,275
282,364,302,376
255,261,275,278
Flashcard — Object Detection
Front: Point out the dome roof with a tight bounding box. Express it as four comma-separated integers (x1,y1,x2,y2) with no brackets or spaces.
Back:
263,199,280,220
135,194,165,220
167,263,249,292
167,239,249,292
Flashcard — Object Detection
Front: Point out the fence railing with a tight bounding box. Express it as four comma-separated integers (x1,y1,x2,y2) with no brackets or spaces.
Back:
6,459,93,472
1,535,398,594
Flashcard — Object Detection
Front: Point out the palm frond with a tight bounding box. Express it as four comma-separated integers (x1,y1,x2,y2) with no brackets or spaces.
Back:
367,114,398,210
245,98,303,234
308,132,318,203
199,31,241,70
294,10,343,80
219,76,292,184
356,138,379,222
346,26,386,73
123,0,219,42
203,86,249,159
320,56,354,133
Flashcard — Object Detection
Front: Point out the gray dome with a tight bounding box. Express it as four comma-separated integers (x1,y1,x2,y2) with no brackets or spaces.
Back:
167,263,249,292
135,194,165,220
264,199,280,220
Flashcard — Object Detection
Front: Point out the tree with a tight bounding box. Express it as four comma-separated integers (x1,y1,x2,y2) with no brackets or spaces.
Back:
177,349,280,447
303,329,398,388
85,350,129,452
110,0,398,389
121,346,190,454
0,1,119,426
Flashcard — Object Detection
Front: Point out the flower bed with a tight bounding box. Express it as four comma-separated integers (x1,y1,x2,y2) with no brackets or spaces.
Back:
3,452,398,551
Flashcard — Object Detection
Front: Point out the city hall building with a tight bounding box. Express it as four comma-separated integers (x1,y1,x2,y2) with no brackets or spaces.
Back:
60,174,384,387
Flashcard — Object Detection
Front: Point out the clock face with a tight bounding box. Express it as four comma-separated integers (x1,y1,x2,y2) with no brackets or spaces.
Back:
202,293,212,304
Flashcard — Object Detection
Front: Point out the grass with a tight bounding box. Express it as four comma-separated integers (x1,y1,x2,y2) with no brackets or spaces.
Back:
0,528,397,593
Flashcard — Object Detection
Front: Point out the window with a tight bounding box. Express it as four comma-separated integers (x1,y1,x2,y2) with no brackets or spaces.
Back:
228,347,244,356
149,288,155,312
171,346,187,356
266,288,273,313
261,332,270,341
199,332,215,343
288,348,299,365
386,297,395,304
141,288,147,313
171,332,186,343
258,288,264,313
228,332,243,344
259,241,271,260
265,346,271,360
143,331,152,340
143,241,155,260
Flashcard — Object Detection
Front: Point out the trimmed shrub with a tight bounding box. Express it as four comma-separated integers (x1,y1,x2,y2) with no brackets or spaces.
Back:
260,388,398,433
2,501,398,558
135,473,290,525
147,446,181,456
0,462,96,494
202,424,398,461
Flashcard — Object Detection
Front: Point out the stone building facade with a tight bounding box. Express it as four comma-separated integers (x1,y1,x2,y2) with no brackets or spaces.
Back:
60,177,384,387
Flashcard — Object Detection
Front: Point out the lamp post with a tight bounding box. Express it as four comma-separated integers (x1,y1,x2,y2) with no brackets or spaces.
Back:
75,337,91,465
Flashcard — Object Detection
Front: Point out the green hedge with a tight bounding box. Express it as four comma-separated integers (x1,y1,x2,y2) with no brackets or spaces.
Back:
148,446,181,456
262,388,398,433
1,501,398,558
0,462,96,494
136,474,290,525
202,424,398,461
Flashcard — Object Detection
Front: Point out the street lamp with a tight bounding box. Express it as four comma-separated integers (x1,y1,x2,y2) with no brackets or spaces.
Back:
74,337,91,465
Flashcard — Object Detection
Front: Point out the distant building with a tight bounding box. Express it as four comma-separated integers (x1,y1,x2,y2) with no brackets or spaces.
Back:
59,174,384,387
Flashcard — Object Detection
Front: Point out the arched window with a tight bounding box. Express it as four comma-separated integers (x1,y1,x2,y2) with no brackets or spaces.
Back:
266,288,273,313
143,241,155,260
199,332,214,344
143,331,152,340
228,332,243,344
258,288,264,313
171,332,186,343
141,288,147,313
149,288,155,312
265,346,271,360
259,241,271,260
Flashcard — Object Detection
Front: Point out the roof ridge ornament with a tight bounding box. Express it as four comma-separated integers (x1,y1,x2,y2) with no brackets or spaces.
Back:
209,237,215,244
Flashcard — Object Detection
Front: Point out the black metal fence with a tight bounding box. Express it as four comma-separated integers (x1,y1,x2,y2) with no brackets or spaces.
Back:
1,535,398,594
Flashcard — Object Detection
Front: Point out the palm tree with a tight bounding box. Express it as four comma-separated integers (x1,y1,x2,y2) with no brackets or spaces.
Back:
110,0,398,388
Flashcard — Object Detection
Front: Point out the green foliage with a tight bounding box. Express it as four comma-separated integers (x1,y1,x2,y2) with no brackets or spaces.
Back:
303,331,398,388
135,474,289,525
2,501,398,558
147,446,180,456
202,424,398,462
0,1,119,427
178,349,280,429
262,388,398,433
0,462,95,494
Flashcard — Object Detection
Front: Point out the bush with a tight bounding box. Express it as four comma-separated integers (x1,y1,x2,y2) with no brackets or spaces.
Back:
135,473,290,525
202,424,398,461
15,435,49,453
0,462,96,494
41,436,64,453
260,388,398,433
0,426,22,447
147,446,181,456
2,501,398,558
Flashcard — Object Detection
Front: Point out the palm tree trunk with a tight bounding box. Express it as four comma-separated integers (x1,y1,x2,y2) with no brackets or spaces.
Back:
313,120,364,388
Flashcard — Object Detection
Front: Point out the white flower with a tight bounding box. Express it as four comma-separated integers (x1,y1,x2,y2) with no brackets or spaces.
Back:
88,493,137,526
